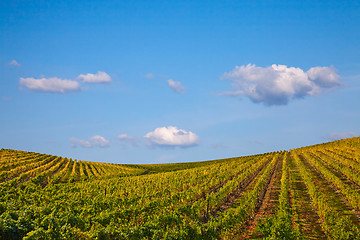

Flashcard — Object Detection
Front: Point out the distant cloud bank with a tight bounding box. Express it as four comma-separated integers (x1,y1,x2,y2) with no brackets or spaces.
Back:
325,132,358,141
221,64,341,105
19,77,80,93
70,135,110,148
168,79,185,94
144,126,200,148
69,128,200,149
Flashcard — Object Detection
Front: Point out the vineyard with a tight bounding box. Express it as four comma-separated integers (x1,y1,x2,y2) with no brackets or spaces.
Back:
1,137,360,239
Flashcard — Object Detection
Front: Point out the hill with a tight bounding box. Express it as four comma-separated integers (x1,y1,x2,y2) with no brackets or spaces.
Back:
0,137,360,239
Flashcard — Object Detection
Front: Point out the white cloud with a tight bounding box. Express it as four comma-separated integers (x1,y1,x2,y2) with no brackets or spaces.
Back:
307,66,340,89
117,133,134,140
19,77,80,93
144,126,200,148
9,60,20,67
221,64,341,105
145,73,154,78
168,79,185,94
325,132,358,141
70,135,110,148
117,134,139,147
78,71,112,83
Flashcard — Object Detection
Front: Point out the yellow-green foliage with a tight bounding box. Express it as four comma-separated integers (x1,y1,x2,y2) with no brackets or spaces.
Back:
0,137,360,239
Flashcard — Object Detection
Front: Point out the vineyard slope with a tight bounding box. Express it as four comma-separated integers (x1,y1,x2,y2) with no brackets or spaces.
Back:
1,137,360,239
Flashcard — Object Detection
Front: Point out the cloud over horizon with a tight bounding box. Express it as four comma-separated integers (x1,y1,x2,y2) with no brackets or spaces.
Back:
144,126,200,148
168,79,185,94
78,71,112,83
221,64,341,105
70,135,110,148
20,77,80,93
324,132,358,141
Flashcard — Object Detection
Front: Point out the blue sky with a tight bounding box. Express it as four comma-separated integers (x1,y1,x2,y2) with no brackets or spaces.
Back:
1,0,360,164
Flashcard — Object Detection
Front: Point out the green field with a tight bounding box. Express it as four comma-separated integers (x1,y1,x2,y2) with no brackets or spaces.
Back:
1,137,360,239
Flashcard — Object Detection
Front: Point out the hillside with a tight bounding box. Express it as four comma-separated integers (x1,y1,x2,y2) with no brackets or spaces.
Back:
1,137,360,239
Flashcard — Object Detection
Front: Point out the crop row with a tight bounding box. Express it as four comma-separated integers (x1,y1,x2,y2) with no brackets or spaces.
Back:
0,149,144,187
292,150,360,239
1,137,360,239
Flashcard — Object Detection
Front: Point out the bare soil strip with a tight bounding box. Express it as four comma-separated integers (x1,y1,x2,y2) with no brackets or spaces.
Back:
86,163,96,178
200,159,272,223
39,159,67,187
299,154,360,224
189,158,258,203
214,159,271,217
60,161,74,182
0,156,55,184
312,151,360,190
243,156,283,239
289,155,327,239
16,157,62,187
325,149,360,166
90,164,102,177
191,167,247,205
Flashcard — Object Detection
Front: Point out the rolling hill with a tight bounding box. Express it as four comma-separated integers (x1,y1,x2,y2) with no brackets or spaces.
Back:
1,137,360,239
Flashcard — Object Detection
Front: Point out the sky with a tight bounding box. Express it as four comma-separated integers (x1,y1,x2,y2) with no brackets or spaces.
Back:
1,0,360,164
